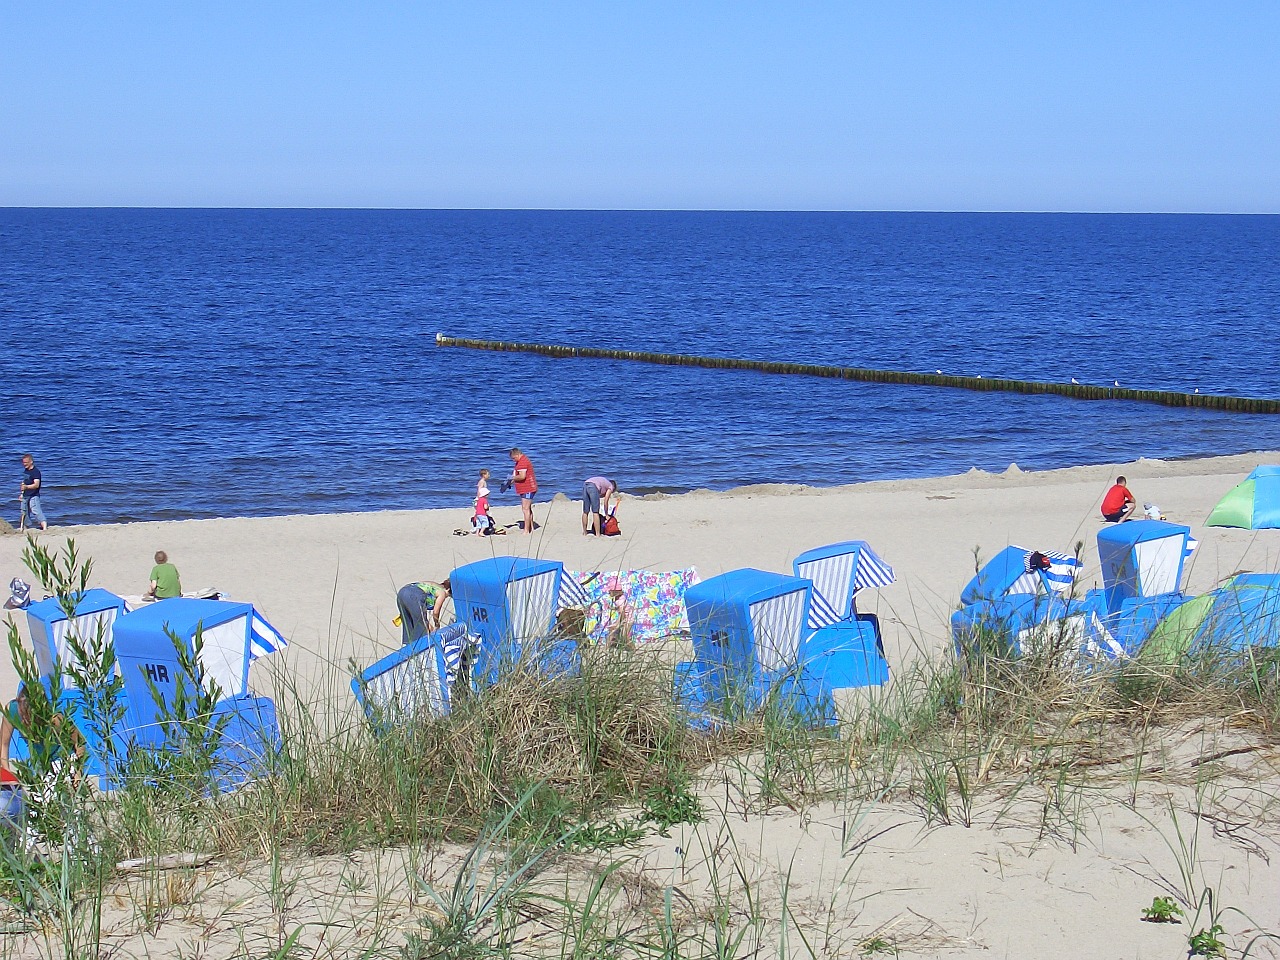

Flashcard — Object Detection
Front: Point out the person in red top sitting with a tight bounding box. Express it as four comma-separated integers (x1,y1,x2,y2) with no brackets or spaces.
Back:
1101,475,1137,522
508,447,538,534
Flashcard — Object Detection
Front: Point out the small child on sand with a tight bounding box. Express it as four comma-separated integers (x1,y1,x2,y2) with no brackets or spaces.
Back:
472,469,494,536
601,575,634,647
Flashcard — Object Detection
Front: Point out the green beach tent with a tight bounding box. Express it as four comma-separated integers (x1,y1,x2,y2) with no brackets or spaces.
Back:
1142,592,1215,663
1143,573,1280,663
1205,466,1280,529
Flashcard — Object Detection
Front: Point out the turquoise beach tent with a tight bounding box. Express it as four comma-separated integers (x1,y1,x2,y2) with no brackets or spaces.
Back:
1206,466,1280,529
1144,573,1280,662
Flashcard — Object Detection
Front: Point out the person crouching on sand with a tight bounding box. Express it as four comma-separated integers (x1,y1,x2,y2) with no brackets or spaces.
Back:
1101,475,1137,522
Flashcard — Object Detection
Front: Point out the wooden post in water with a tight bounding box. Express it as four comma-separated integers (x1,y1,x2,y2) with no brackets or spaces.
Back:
434,333,1280,414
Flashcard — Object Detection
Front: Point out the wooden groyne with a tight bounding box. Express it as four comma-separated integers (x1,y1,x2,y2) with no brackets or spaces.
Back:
435,334,1280,414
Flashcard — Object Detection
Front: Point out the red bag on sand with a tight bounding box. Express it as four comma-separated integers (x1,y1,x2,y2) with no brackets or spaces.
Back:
602,514,621,537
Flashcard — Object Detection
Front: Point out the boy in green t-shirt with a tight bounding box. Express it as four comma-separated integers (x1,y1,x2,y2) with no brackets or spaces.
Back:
148,550,182,600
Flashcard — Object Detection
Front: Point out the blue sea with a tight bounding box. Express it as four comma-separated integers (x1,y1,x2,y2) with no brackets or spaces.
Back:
3,209,1278,525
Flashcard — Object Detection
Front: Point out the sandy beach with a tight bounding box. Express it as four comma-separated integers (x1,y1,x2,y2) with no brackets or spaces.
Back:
5,451,1280,699
1,451,1278,958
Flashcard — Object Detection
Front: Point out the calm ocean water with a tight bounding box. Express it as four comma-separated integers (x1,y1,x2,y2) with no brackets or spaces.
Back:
2,209,1278,525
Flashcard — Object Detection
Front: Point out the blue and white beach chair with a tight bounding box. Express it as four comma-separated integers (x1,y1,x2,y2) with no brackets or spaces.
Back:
449,557,578,683
793,540,895,629
1084,520,1198,659
791,541,893,692
109,599,285,788
677,569,838,725
24,589,128,682
352,623,465,725
951,546,1088,660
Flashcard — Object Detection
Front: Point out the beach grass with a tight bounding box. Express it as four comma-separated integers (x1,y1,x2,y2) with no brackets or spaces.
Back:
0,540,1277,958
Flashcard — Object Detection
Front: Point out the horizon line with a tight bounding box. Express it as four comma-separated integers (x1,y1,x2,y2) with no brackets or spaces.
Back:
2,205,1278,216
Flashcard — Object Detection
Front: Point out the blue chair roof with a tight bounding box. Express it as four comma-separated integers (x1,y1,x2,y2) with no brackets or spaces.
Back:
451,556,562,586
959,546,1029,606
25,588,125,624
793,541,894,584
686,569,809,610
114,598,253,640
1096,518,1191,549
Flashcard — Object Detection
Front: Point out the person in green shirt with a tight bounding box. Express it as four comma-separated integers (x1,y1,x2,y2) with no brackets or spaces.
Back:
148,550,182,600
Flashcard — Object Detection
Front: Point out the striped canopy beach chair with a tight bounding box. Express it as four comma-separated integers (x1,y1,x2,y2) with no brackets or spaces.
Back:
352,623,464,724
951,545,1088,662
792,541,895,629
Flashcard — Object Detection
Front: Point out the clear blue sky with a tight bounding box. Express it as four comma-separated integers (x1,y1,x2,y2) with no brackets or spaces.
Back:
2,2,1276,211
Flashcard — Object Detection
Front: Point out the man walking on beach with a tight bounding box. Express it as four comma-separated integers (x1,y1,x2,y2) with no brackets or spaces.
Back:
1101,475,1137,523
509,447,538,534
19,454,47,531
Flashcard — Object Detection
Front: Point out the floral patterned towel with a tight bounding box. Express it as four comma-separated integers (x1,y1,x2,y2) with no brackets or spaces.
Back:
564,568,700,645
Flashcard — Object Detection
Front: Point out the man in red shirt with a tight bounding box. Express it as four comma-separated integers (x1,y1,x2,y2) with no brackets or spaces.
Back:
509,447,538,534
1101,475,1137,522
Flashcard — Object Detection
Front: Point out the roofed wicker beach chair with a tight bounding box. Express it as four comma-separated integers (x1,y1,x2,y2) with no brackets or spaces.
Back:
15,596,287,791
